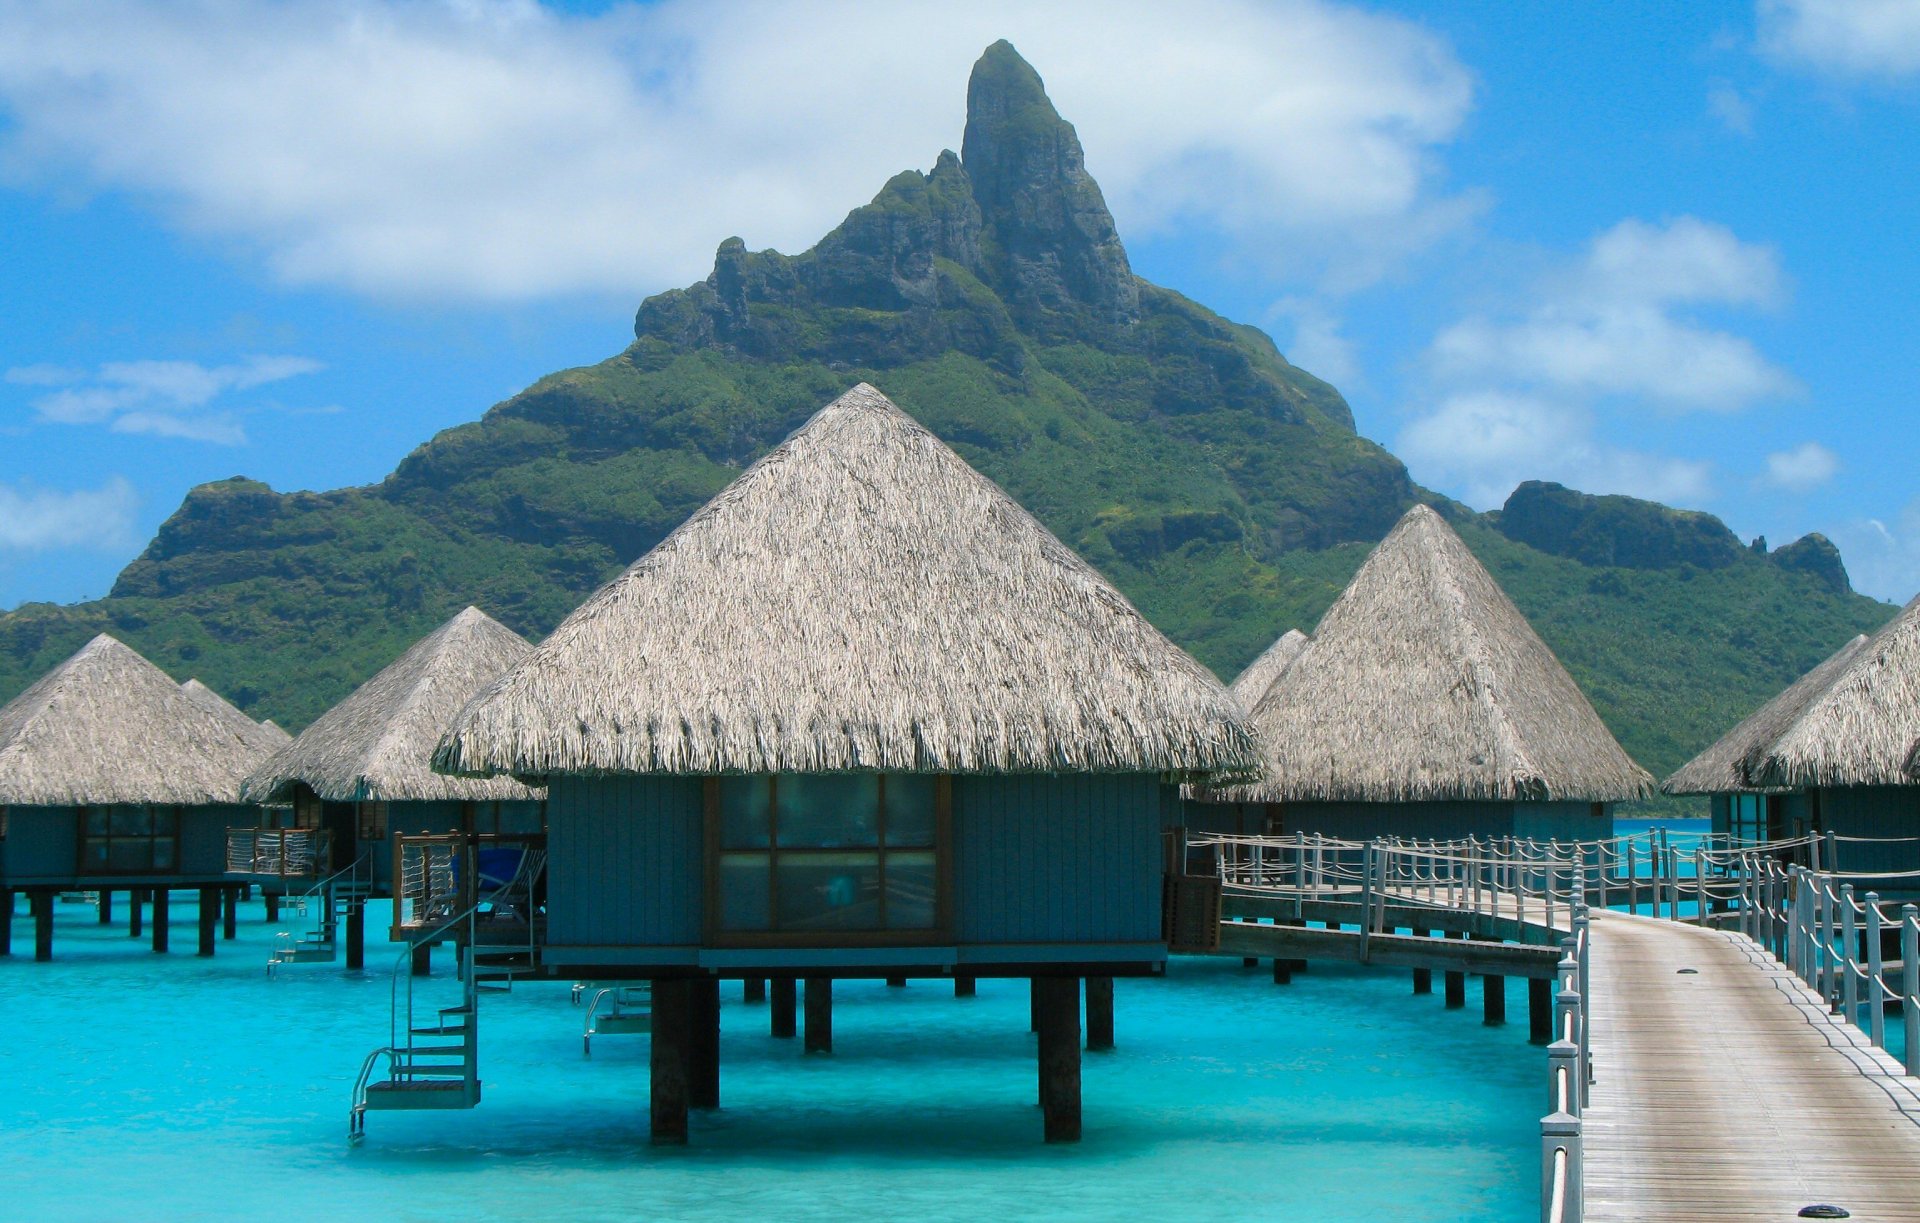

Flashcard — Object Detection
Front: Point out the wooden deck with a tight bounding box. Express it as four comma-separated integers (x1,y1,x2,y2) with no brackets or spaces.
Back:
1584,912,1920,1222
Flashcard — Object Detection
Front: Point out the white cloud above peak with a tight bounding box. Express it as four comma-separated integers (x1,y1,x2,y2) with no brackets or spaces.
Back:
0,0,1477,301
7,354,323,446
1430,217,1795,412
0,477,138,553
1759,0,1920,80
1763,440,1841,491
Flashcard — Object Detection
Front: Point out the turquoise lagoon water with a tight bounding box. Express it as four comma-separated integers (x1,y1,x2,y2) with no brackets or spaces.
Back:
0,894,1546,1221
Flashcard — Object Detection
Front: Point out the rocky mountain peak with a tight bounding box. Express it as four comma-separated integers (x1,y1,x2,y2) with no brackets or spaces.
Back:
961,40,1139,335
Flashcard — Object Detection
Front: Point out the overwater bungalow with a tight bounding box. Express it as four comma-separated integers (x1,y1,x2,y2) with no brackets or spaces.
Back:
1205,505,1652,843
1184,628,1308,838
1662,634,1869,846
0,635,279,960
428,383,1256,1143
1738,593,1920,881
182,679,294,755
233,606,543,968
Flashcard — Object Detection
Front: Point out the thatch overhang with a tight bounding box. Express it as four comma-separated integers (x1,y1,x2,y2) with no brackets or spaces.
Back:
1234,505,1653,805
1741,593,1920,789
436,383,1258,782
1662,634,1870,796
246,607,542,804
0,634,278,807
182,678,294,759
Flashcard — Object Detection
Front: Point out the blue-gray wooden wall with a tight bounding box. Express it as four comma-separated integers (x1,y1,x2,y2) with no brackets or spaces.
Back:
952,774,1163,944
0,803,247,887
545,773,1166,950
1819,786,1920,877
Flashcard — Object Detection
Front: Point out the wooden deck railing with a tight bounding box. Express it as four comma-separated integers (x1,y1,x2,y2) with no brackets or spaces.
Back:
226,826,333,878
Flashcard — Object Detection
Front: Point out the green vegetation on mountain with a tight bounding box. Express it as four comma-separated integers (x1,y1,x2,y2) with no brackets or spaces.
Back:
0,41,1894,808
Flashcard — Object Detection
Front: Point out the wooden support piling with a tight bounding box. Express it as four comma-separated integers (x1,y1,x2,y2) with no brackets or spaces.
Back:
1529,977,1552,1043
1036,976,1082,1143
1482,973,1506,1024
345,900,365,970
129,888,144,939
803,977,832,1053
97,889,112,924
1242,957,1259,968
954,975,977,997
151,888,169,953
197,886,218,957
0,888,13,955
1029,980,1040,1032
411,944,431,977
222,887,237,940
32,890,54,962
769,978,797,1037
690,977,720,1110
264,892,279,923
886,976,907,988
1443,930,1464,1007
1273,957,1292,985
743,977,766,1004
1086,976,1114,1051
649,979,691,1145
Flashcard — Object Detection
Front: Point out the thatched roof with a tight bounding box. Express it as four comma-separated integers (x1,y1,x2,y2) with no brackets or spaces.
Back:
1229,629,1309,711
182,678,293,758
437,383,1256,780
246,607,541,803
1235,505,1653,804
1741,593,1920,789
0,634,278,806
1662,634,1870,796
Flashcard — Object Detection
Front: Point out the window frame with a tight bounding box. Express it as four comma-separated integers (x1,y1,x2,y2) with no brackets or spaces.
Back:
75,803,183,876
702,774,954,947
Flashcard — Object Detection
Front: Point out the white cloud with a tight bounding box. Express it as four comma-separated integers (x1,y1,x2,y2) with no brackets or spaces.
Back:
1759,0,1920,80
0,0,1477,301
1708,82,1756,134
1430,217,1796,412
0,476,138,552
1268,298,1360,387
1831,500,1920,603
1395,391,1714,511
6,353,322,444
1763,440,1840,491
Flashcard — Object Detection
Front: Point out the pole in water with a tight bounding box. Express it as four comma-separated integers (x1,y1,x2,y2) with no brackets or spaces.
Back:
1444,931,1466,1007
197,886,217,957
743,978,767,1004
770,978,797,1038
1036,976,1083,1143
803,977,832,1053
97,889,113,925
151,888,169,953
222,887,238,940
1085,976,1115,1051
650,979,691,1145
690,977,720,1110
129,888,145,939
954,975,977,997
32,890,54,962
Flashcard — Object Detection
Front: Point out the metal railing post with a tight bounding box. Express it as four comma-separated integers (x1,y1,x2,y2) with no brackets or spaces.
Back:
1904,906,1919,1078
1695,845,1708,926
1866,892,1886,1048
1841,883,1859,1023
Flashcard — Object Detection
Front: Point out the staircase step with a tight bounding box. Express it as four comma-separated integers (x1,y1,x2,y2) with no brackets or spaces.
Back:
362,1080,481,1111
409,1025,469,1037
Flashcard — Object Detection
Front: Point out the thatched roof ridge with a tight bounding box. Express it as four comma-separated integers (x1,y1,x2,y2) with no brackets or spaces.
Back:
246,607,541,803
0,634,277,806
437,383,1257,780
1228,629,1309,712
182,678,293,757
1662,634,1870,795
1742,594,1920,789
1235,505,1653,804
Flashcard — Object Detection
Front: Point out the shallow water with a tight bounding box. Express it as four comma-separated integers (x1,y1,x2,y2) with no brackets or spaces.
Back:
0,893,1547,1221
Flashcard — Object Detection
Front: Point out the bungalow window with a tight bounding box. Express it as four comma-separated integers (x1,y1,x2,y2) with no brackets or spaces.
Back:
708,774,948,941
80,805,180,873
359,801,389,840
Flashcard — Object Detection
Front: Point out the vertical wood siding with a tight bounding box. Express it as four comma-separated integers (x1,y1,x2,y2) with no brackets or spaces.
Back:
549,775,703,946
952,774,1163,945
1820,786,1920,876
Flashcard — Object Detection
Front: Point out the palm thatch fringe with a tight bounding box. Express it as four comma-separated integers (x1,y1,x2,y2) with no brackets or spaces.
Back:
247,607,541,803
182,678,294,757
1228,629,1309,711
1232,505,1652,804
1662,634,1869,795
0,634,279,806
1741,593,1920,789
438,383,1257,781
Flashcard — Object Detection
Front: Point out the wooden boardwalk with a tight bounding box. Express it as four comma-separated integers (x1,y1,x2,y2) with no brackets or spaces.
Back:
1584,912,1920,1221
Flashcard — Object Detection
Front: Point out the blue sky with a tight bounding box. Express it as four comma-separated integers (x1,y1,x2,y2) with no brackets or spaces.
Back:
1,0,1917,608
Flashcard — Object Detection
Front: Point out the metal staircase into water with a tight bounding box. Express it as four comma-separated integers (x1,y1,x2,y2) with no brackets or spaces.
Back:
349,840,544,1140
268,856,371,973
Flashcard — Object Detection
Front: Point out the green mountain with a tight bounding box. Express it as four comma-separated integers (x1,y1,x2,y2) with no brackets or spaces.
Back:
0,42,1893,805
